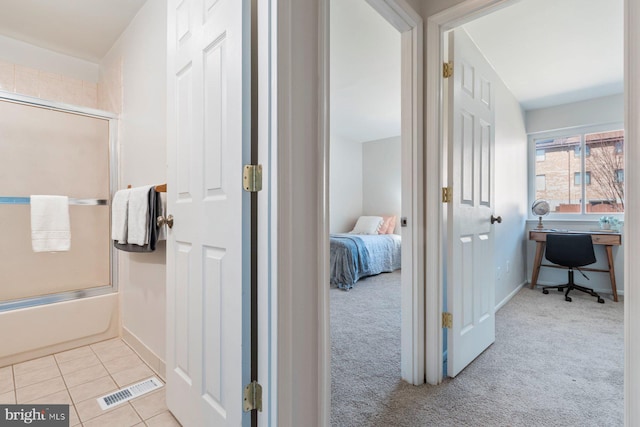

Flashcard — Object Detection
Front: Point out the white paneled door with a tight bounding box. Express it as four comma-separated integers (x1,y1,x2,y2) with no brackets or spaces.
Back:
446,28,496,377
166,0,250,425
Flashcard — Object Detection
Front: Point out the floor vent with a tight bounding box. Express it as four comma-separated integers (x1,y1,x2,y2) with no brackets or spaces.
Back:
97,377,163,410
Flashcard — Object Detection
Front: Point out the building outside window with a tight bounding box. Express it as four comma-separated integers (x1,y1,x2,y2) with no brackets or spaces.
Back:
532,129,624,214
574,171,591,186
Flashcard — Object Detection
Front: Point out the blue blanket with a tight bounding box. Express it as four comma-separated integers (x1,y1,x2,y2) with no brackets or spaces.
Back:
330,234,401,290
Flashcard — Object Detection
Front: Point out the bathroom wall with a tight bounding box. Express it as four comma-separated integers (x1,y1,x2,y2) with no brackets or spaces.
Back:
0,61,98,109
99,0,168,376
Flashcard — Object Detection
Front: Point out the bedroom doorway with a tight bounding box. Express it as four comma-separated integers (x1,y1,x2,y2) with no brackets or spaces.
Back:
427,2,622,384
327,0,423,421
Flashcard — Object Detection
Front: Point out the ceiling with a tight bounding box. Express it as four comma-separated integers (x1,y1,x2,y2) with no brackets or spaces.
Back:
330,0,401,143
0,0,147,62
331,0,623,144
463,0,624,111
0,0,622,128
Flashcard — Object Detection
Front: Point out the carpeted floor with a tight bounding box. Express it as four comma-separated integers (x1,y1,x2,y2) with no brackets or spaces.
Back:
331,270,624,427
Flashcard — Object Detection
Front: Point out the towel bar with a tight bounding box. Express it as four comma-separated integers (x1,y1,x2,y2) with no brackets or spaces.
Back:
0,197,108,206
126,183,167,192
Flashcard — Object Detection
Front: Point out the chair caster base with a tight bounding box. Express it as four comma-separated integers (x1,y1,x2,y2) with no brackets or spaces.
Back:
542,289,549,294
565,296,572,302
598,298,605,304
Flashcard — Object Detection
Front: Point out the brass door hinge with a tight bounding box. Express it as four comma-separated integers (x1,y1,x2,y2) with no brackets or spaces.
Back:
442,187,452,203
243,381,262,412
243,164,263,192
442,312,453,329
443,61,453,78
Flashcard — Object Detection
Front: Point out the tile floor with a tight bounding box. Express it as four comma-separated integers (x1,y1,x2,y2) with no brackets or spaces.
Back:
0,338,181,427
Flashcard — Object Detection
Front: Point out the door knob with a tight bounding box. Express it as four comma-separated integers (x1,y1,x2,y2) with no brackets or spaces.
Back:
491,215,502,224
157,214,174,229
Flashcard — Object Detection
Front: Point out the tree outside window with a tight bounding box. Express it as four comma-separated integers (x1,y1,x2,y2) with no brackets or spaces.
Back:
586,131,624,212
533,129,624,214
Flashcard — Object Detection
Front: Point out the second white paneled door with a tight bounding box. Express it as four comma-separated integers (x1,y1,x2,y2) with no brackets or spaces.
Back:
446,28,497,378
166,0,250,425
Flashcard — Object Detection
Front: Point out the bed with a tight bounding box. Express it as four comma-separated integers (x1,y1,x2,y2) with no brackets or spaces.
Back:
330,233,401,290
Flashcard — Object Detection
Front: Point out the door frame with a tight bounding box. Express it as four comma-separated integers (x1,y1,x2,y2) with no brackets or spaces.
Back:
319,0,424,389
425,1,640,425
425,0,516,387
365,0,425,385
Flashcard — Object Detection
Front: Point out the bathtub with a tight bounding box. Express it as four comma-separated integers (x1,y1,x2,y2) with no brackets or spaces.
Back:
0,293,120,367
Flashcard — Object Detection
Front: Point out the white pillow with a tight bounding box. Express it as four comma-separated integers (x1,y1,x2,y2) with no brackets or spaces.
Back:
349,216,384,235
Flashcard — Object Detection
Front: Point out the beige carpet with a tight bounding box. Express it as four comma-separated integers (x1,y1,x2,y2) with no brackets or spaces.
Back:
330,270,624,426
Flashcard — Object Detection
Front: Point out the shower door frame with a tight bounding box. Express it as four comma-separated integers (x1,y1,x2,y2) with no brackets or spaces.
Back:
0,90,119,312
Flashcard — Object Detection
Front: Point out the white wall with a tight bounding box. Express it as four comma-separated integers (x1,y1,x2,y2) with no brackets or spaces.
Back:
0,34,99,82
362,136,401,233
330,136,363,233
494,79,529,306
525,93,624,134
100,0,168,372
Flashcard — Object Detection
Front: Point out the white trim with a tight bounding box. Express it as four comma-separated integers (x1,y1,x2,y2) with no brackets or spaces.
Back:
318,0,331,424
494,281,526,312
424,14,444,386
624,4,639,423
258,0,278,425
122,327,166,380
276,0,326,424
365,0,424,386
275,0,295,425
402,5,425,387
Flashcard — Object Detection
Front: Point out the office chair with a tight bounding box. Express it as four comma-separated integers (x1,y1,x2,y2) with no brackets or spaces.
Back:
541,233,605,304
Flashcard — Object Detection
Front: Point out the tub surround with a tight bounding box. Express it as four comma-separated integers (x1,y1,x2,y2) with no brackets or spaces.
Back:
0,294,119,368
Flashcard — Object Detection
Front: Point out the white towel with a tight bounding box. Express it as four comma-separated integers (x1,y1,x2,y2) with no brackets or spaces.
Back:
127,185,153,246
111,189,131,244
30,195,71,252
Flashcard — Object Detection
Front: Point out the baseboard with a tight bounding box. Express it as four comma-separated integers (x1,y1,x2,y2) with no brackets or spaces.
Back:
122,327,166,381
495,281,527,312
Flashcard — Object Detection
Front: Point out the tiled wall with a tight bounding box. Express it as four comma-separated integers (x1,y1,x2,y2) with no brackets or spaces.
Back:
97,57,123,114
0,59,98,109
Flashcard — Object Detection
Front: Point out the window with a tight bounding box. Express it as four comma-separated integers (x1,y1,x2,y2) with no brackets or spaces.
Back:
585,130,624,212
574,171,591,185
574,145,590,157
532,128,624,215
